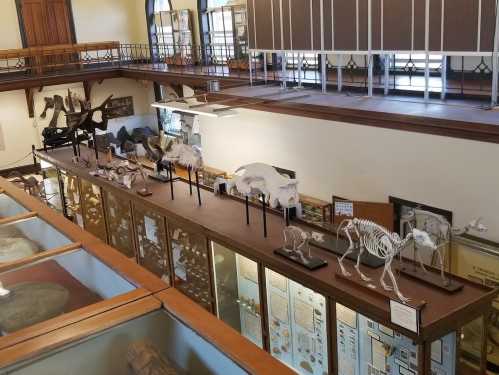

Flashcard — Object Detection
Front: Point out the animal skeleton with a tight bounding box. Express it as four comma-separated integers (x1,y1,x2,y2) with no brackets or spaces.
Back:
337,218,436,303
402,209,487,285
214,163,302,216
163,143,203,171
283,226,324,264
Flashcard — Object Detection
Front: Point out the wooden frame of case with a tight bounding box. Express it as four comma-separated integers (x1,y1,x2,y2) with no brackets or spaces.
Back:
34,147,499,375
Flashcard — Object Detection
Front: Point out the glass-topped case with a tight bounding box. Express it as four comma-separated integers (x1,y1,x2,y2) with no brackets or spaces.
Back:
336,303,456,375
0,248,135,336
39,160,63,213
0,194,28,219
0,216,72,264
60,171,83,227
133,202,170,283
211,241,263,348
103,190,135,259
1,309,250,375
168,219,214,312
265,268,329,375
80,178,107,242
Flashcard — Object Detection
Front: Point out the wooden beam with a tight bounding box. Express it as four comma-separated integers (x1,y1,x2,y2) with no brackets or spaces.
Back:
83,81,94,101
24,88,34,118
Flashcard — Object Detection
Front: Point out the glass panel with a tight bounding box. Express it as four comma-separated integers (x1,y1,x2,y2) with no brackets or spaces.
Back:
61,171,83,228
211,241,263,348
80,179,107,242
133,203,170,284
103,190,135,259
40,160,62,212
0,194,28,218
265,268,328,375
0,249,135,336
0,216,72,264
460,317,485,373
168,220,213,312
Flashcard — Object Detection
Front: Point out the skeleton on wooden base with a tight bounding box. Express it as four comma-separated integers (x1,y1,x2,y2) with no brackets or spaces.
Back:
337,218,436,303
402,210,487,286
283,226,325,265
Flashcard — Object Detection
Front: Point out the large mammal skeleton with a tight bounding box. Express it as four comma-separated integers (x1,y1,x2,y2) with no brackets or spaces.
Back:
337,218,436,303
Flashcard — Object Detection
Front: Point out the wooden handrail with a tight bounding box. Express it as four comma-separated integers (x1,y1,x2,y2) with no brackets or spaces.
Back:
0,41,120,60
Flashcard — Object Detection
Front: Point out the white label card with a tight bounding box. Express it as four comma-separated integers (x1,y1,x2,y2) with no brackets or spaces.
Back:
335,201,354,217
144,216,158,244
390,300,419,333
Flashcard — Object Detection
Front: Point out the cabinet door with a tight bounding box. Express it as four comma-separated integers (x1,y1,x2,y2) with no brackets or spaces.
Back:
61,171,83,227
168,219,214,312
211,241,263,348
133,203,170,284
40,160,63,213
80,179,107,242
103,190,135,259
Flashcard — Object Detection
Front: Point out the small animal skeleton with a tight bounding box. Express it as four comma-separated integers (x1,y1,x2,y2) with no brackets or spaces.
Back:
283,226,325,264
337,218,436,303
214,163,302,215
401,209,487,286
8,171,42,197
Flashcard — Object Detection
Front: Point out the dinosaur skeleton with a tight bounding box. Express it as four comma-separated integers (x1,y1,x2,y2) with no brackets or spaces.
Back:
337,218,436,303
401,210,487,286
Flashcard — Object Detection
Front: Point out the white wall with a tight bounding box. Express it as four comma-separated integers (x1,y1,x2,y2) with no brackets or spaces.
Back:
199,109,499,242
0,1,22,49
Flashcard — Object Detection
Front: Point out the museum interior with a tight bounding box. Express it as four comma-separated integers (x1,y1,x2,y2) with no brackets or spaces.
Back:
0,0,498,374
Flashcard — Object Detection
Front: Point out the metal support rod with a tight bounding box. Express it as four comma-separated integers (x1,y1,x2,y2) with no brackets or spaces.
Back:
281,52,287,89
337,54,343,92
188,167,193,195
249,51,253,86
441,55,447,100
264,53,268,84
321,53,327,93
367,0,373,97
368,54,373,97
285,208,290,226
424,0,430,102
195,171,201,206
245,196,250,225
169,162,174,200
92,130,99,161
492,0,499,106
424,53,430,102
297,53,303,88
384,54,390,96
262,194,267,238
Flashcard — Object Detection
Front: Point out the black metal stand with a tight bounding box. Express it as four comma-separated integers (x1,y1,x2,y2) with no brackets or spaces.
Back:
92,130,99,161
262,194,267,238
245,196,250,225
274,248,328,271
168,161,174,200
188,167,193,195
149,160,172,183
195,171,201,206
285,208,290,226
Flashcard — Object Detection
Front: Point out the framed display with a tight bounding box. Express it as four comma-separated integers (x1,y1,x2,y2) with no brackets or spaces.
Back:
79,178,107,242
103,190,135,259
61,171,83,227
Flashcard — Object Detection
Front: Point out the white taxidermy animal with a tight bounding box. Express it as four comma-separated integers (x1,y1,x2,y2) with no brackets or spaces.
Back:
337,218,436,303
214,163,302,215
163,144,203,171
0,238,39,263
403,209,487,285
283,226,325,262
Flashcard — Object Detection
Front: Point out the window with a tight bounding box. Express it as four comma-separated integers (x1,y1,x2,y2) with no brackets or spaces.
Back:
208,0,231,7
154,0,170,12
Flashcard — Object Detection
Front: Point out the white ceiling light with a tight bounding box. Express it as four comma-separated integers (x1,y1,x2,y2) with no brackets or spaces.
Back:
151,101,238,118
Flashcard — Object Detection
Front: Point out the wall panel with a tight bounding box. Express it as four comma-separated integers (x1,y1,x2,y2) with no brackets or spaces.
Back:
358,0,369,50
254,0,274,49
312,0,322,50
333,0,357,50
428,0,442,51
480,0,496,52
290,0,312,50
323,0,333,50
247,0,256,49
282,0,291,50
272,0,282,50
383,0,412,50
413,0,426,50
443,0,478,51
371,0,381,50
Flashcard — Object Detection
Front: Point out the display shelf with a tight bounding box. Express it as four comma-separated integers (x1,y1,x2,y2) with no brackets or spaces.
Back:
133,201,170,283
211,240,263,348
33,147,499,374
168,218,214,312
80,178,107,242
103,189,135,259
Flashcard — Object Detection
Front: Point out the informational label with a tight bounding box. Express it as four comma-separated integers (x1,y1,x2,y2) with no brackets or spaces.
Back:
335,201,354,217
390,300,419,333
144,216,158,244
337,303,357,329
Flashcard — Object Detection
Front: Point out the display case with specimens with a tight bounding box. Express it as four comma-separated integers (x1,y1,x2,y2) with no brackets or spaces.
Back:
211,241,263,348
79,178,107,242
133,202,170,284
168,219,214,312
60,170,83,227
39,160,63,213
265,268,329,375
103,190,135,259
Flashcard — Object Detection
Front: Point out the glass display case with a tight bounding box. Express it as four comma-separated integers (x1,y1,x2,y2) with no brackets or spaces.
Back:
40,160,63,212
103,190,135,259
0,194,28,218
336,303,456,375
211,241,263,348
1,308,251,375
80,178,107,242
60,171,83,228
168,219,214,312
265,268,329,375
133,202,170,284
0,216,72,264
0,248,135,336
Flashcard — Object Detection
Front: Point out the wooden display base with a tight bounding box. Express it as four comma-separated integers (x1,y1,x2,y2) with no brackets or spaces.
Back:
397,264,464,293
148,174,173,183
274,248,328,271
335,269,427,309
136,188,153,197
